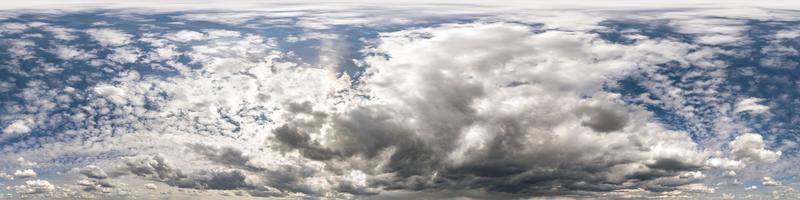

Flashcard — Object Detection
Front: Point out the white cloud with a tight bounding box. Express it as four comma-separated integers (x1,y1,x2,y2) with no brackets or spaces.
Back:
85,28,132,46
4,39,36,59
0,172,13,180
164,30,206,42
0,22,28,35
775,28,800,39
48,45,95,60
16,157,38,168
762,177,781,186
107,47,140,63
3,118,33,136
730,133,781,163
666,17,749,46
13,169,37,178
0,80,14,93
734,98,770,114
41,26,77,41
92,84,129,105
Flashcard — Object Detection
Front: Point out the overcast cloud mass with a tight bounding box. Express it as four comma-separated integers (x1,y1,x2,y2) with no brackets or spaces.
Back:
1,0,800,199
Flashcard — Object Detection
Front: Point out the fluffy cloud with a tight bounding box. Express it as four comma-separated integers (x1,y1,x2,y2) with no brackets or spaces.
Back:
729,133,781,163
2,118,32,136
13,169,36,178
262,22,713,195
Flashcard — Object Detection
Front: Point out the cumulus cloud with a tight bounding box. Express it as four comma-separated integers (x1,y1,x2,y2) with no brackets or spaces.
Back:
730,133,781,163
2,118,33,136
261,22,712,195
13,169,37,178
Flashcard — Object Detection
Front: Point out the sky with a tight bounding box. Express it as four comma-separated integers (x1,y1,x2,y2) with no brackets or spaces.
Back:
1,1,800,199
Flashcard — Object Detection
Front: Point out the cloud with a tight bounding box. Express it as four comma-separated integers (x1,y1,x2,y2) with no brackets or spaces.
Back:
77,165,109,179
85,28,132,47
107,47,140,63
261,22,713,195
576,95,630,132
41,26,77,41
92,84,129,105
730,133,781,163
734,98,770,114
48,45,95,60
0,22,28,35
13,169,37,178
2,118,32,136
1,5,799,199
164,30,207,42
0,172,12,180
14,180,55,194
124,154,184,182
762,177,782,186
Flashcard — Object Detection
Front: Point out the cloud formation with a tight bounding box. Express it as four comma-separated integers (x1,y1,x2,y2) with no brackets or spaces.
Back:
0,3,795,199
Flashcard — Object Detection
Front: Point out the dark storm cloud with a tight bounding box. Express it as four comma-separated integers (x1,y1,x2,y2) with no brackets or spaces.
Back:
173,169,252,190
270,103,704,195
647,158,703,172
260,21,717,196
272,124,339,161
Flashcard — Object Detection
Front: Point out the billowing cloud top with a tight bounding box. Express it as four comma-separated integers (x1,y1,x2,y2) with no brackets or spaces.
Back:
0,1,798,199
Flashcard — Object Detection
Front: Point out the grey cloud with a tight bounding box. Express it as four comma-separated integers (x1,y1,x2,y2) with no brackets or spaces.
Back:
78,165,109,179
125,154,185,181
264,22,711,197
578,104,629,133
272,124,339,161
647,158,703,172
173,169,252,190
188,143,260,170
0,8,754,199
